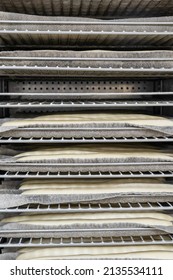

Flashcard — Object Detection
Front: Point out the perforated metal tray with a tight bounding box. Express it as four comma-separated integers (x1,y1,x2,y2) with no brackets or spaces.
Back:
7,79,159,96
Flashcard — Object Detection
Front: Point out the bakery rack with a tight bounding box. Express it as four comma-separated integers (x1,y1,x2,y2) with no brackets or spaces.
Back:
1,234,173,248
0,202,173,214
0,170,173,179
1,0,173,258
1,136,173,144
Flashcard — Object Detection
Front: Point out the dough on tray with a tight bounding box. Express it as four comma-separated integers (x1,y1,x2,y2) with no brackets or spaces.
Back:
2,113,173,127
13,144,173,162
16,245,173,260
19,178,173,195
2,212,173,227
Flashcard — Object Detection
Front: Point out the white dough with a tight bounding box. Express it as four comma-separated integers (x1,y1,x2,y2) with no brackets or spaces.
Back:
14,145,173,162
16,245,173,260
19,178,173,194
20,178,165,186
2,212,173,227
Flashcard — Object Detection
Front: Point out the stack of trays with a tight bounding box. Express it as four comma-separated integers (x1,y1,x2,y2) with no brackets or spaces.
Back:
1,177,173,259
0,0,173,260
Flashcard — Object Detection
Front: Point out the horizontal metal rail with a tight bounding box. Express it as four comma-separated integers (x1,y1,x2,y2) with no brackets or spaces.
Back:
0,92,173,96
0,202,173,214
0,57,173,61
0,66,173,73
0,30,173,35
0,100,173,109
0,100,172,108
0,21,173,25
0,136,173,144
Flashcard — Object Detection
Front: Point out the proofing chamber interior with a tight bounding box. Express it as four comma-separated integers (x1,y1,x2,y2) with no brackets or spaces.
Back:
1,0,173,260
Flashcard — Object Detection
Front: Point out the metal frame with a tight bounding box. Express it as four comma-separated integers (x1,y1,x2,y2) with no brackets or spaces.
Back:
1,1,173,258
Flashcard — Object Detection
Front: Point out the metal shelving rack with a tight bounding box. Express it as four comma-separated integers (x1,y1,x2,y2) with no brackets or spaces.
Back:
1,0,173,258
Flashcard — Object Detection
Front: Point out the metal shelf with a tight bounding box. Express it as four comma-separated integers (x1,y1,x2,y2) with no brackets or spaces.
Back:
0,136,173,144
1,234,173,248
0,57,173,77
0,0,172,18
0,29,173,49
0,170,173,178
1,100,173,108
1,202,173,214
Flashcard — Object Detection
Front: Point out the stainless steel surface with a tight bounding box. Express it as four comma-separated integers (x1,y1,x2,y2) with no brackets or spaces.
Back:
8,79,156,94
